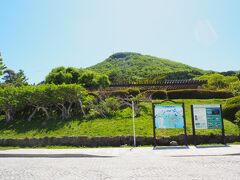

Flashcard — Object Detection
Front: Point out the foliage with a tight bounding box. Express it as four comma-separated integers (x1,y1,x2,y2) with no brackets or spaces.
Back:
220,71,237,76
163,70,203,80
0,86,27,122
167,89,233,99
139,89,232,100
234,110,240,127
45,67,110,89
0,84,89,122
78,71,110,88
222,96,240,121
237,72,240,80
127,88,140,97
45,66,83,84
0,99,238,139
0,53,7,76
2,69,28,86
198,73,239,90
229,81,240,96
99,97,120,116
89,52,205,82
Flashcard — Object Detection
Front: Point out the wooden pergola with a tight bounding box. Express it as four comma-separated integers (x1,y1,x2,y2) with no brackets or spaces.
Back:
105,80,207,91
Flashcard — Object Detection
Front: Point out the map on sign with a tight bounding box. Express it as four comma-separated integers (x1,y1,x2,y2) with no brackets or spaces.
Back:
154,105,184,129
193,104,222,129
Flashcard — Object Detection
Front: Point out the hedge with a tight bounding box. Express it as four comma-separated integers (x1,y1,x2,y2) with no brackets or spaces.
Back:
139,89,233,100
109,88,140,98
138,90,166,100
222,96,240,121
167,89,233,99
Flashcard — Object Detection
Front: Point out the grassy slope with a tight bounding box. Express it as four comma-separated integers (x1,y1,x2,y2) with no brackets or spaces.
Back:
0,99,238,139
88,52,205,80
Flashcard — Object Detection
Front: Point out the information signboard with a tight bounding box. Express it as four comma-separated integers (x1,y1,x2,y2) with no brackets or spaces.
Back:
192,104,222,129
152,101,187,146
154,105,184,129
191,104,225,145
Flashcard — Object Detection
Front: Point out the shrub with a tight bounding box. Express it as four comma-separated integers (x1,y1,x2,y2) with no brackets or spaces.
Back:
102,97,120,116
222,96,240,121
139,90,166,100
127,88,140,97
234,110,240,126
167,89,233,99
109,90,129,98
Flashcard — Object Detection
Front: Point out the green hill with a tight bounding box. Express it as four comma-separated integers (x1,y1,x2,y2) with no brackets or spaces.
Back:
88,52,206,82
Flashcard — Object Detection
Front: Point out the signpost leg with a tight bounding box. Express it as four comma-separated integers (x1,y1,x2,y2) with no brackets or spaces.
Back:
220,105,226,145
182,103,188,146
191,105,197,146
152,103,156,147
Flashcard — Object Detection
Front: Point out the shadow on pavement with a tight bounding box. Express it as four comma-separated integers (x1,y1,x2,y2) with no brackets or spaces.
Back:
195,144,230,149
153,146,189,150
0,154,115,158
171,153,240,157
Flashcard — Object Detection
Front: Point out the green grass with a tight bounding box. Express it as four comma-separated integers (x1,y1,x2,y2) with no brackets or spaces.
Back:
0,99,239,139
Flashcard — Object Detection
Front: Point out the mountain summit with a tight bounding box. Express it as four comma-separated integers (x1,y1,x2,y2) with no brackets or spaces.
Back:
88,52,205,82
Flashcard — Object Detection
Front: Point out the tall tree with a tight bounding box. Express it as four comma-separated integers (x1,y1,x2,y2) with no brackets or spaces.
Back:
2,69,28,86
0,52,7,76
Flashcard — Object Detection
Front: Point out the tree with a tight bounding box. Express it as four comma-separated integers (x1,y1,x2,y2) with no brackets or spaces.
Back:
45,66,83,84
0,53,7,76
2,69,28,86
78,71,110,89
96,74,110,88
0,86,26,122
50,84,88,119
236,72,240,80
229,81,240,96
198,73,238,90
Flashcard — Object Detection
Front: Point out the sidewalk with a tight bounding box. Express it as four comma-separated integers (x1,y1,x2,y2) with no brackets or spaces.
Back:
0,145,239,180
0,145,239,157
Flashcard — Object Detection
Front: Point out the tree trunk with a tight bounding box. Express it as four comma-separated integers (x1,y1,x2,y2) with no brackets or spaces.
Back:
78,98,86,117
40,107,50,120
28,107,38,122
5,109,13,123
57,103,67,120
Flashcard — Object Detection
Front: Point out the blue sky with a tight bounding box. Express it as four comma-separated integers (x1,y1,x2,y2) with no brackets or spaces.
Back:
0,0,240,83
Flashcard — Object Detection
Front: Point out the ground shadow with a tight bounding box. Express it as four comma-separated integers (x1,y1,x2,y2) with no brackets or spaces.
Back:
0,153,115,158
195,144,230,149
153,146,189,150
171,153,240,157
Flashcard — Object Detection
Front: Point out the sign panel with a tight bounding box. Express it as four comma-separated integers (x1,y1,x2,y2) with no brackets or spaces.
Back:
154,105,184,129
192,104,222,129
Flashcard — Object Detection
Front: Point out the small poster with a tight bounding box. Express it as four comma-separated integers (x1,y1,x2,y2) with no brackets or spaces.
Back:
154,105,184,129
192,104,222,129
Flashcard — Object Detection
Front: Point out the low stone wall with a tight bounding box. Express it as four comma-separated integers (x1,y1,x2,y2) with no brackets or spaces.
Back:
0,135,239,147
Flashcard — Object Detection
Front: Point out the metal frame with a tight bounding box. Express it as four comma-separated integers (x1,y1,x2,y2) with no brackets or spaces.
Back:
152,100,188,147
191,104,225,146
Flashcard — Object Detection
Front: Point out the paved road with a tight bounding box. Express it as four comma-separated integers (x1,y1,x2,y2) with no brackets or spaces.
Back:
0,145,239,180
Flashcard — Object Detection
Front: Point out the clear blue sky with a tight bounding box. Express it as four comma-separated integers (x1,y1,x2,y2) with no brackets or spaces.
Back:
0,0,240,83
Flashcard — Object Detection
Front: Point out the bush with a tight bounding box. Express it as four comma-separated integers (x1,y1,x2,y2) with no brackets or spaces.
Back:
139,90,166,100
0,84,89,122
234,110,240,126
167,89,233,99
151,91,167,99
109,90,129,98
127,88,140,97
222,96,240,121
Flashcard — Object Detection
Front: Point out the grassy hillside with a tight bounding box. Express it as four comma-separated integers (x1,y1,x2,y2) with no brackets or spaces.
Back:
89,52,206,82
0,99,238,139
